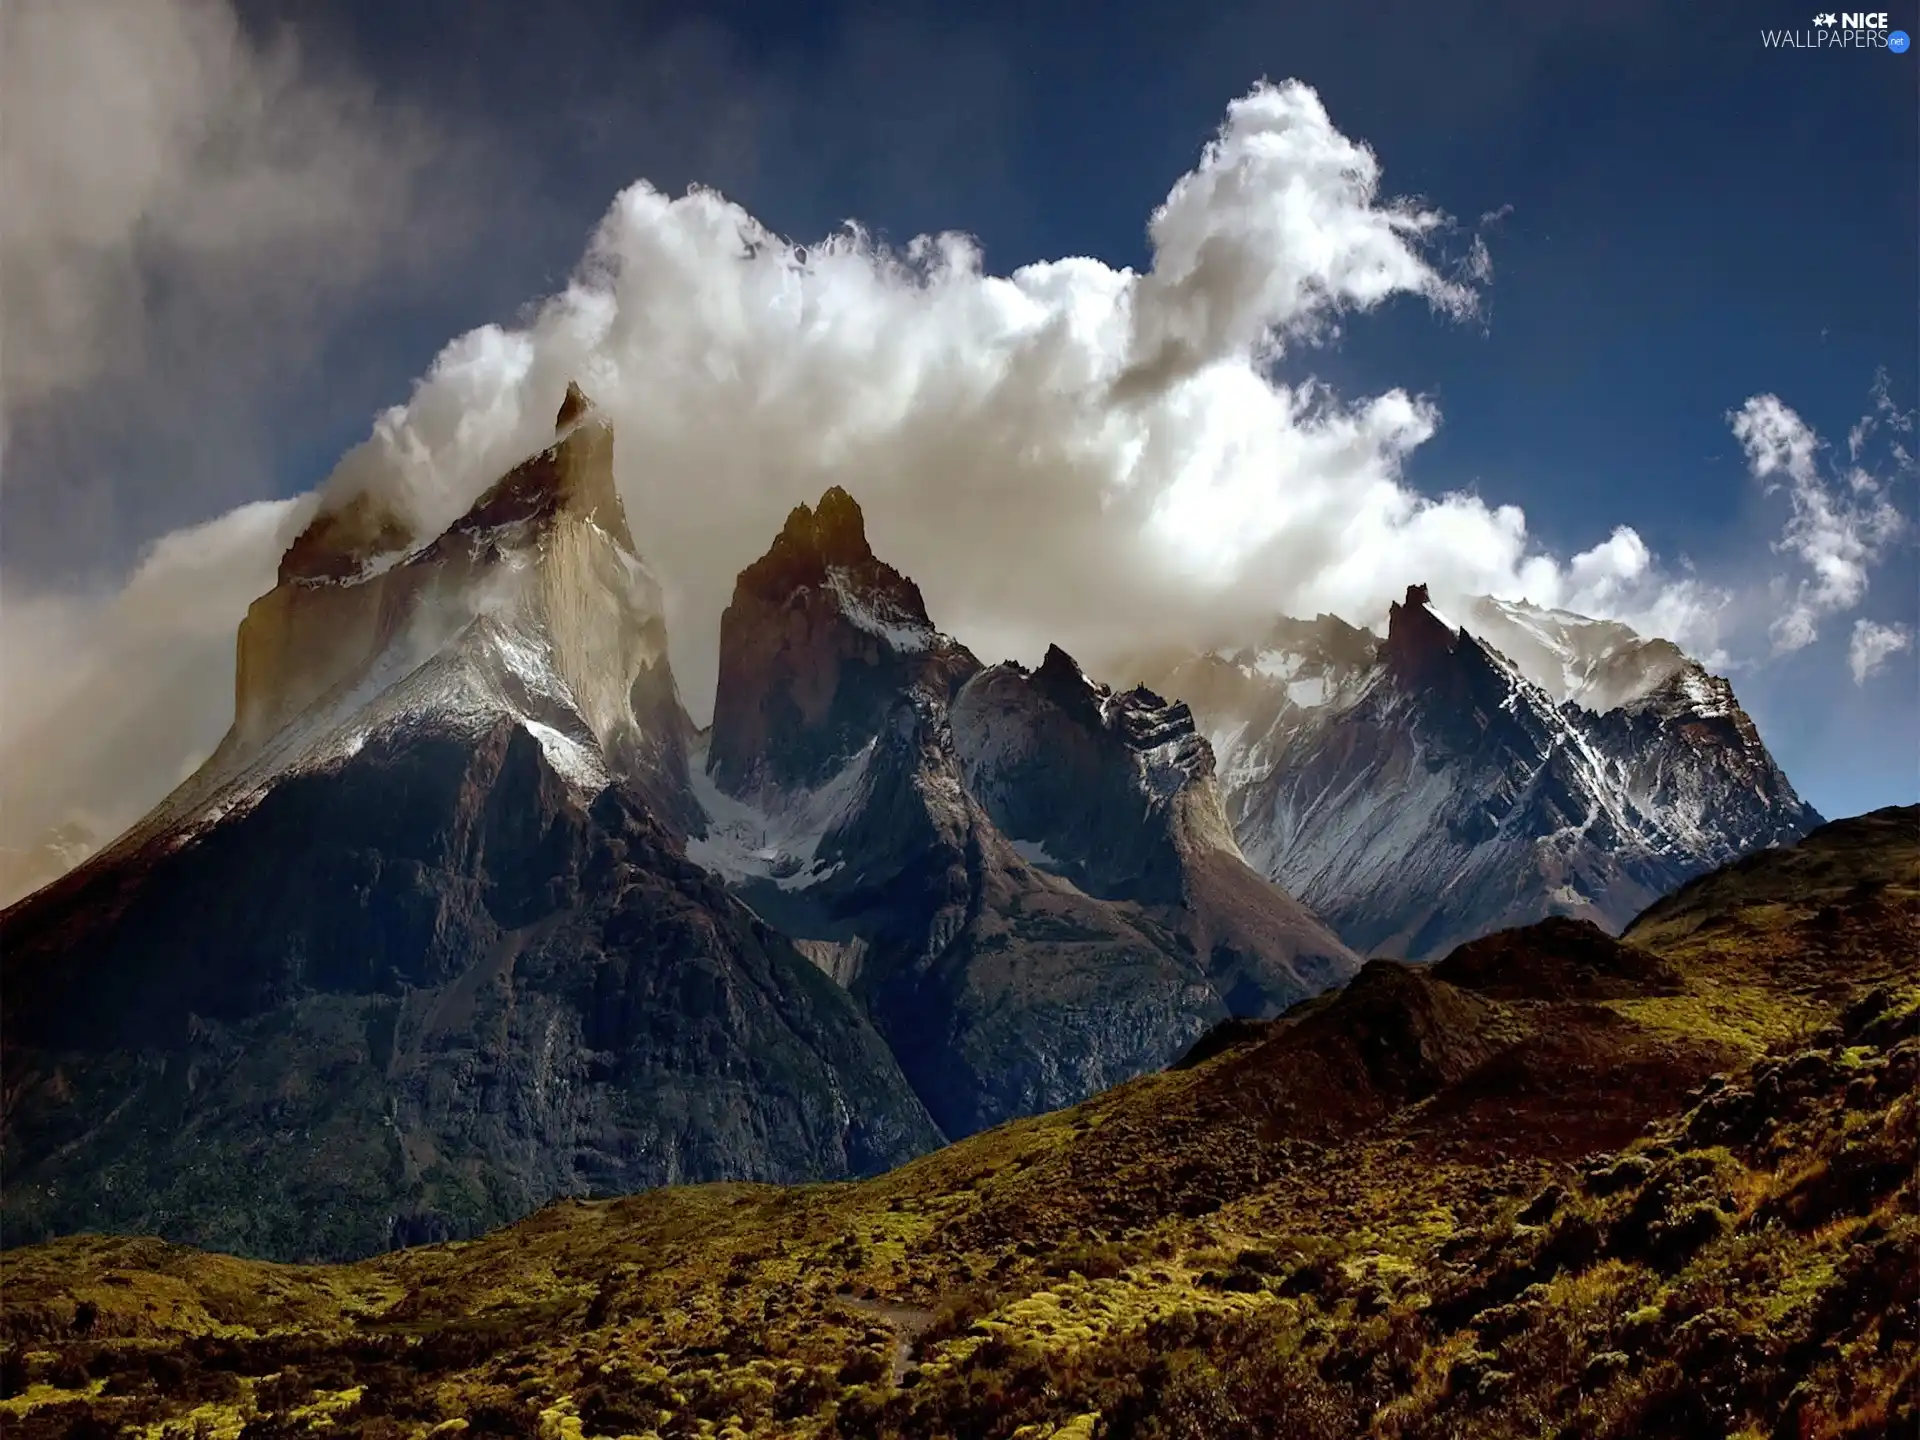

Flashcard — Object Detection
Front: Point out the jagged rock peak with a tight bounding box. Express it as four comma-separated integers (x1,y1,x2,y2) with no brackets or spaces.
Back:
752,486,876,582
439,378,631,553
277,380,621,588
1035,642,1090,689
735,487,934,632
219,377,667,777
1385,582,1459,681
1025,643,1202,755
708,486,974,795
780,485,873,567
556,379,594,429
1029,644,1106,728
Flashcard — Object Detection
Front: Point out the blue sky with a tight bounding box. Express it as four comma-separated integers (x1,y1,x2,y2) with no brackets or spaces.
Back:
3,0,1915,819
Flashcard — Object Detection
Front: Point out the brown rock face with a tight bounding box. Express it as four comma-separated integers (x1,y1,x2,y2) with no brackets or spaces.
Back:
0,386,941,1262
278,491,415,584
219,384,675,788
707,487,977,795
696,493,1358,1140
1383,582,1458,685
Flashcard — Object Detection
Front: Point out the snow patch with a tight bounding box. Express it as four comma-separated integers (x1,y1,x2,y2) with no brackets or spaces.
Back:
827,568,934,652
1468,596,1686,713
686,736,873,891
1205,718,1255,783
1285,676,1330,709
1011,838,1058,867
1139,739,1192,800
1674,668,1732,719
521,719,609,789
1251,649,1305,681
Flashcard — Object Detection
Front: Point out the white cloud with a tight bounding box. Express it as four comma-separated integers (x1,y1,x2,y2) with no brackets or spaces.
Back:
0,497,316,845
0,79,1735,844
305,80,1723,694
1848,619,1913,685
1729,391,1910,657
1117,81,1476,393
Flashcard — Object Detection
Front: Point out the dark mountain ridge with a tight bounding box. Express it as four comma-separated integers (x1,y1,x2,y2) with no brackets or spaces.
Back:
0,396,1840,1274
1142,583,1822,960
0,390,940,1262
695,488,1359,1138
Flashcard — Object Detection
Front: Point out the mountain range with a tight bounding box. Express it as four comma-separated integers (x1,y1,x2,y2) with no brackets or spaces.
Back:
0,384,1823,1263
1137,587,1820,958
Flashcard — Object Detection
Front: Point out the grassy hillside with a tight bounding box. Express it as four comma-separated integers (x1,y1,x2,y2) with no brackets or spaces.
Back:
3,806,1914,1440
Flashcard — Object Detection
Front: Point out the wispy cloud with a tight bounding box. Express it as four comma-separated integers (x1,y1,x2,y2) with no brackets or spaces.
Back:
0,496,316,844
1848,618,1913,685
1728,382,1912,662
0,0,470,573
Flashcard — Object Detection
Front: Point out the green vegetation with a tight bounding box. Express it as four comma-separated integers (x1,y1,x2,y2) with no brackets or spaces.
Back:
2,807,1914,1438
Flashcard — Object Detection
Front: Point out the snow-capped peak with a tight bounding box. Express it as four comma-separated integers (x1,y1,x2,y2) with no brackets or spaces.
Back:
1467,596,1690,713
110,383,692,862
1120,580,1820,960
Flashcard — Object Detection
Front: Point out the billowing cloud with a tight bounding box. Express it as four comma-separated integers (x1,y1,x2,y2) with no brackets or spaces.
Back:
0,78,1741,845
1117,81,1476,393
1848,619,1913,685
0,497,316,845
1729,389,1910,657
302,79,1724,693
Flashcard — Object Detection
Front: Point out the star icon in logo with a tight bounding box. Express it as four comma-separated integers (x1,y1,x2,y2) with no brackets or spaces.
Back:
1813,11,1837,23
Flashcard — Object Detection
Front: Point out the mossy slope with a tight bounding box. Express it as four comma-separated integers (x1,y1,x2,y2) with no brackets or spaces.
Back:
3,807,1913,1439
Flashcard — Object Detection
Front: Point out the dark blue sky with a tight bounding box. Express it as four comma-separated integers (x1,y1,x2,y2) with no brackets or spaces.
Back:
12,0,1918,816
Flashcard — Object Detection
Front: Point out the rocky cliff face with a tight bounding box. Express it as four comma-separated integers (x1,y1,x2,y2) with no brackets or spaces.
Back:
1142,585,1822,960
949,647,1352,1013
202,382,693,829
0,389,939,1262
951,646,1233,905
706,486,977,797
692,490,1359,1137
